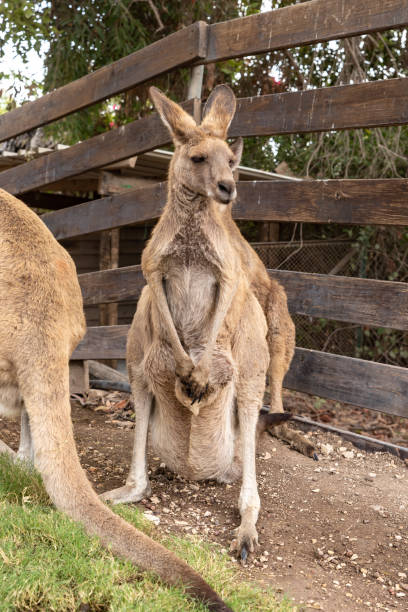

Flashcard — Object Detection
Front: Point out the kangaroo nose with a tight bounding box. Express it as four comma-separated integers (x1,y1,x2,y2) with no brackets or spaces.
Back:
217,181,233,196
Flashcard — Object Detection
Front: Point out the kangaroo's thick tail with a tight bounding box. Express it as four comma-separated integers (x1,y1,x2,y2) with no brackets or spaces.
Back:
257,408,292,435
22,364,232,612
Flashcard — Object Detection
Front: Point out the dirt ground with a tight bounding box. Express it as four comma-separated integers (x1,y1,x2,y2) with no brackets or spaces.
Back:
1,395,408,612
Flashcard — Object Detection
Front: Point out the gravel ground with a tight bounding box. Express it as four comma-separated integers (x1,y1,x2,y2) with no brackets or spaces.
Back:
1,394,408,612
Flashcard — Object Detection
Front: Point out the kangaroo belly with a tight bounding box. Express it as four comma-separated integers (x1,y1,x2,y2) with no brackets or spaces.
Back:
165,265,216,348
149,384,238,482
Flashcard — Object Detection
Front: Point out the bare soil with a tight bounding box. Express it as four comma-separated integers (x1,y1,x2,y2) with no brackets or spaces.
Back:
1,393,408,612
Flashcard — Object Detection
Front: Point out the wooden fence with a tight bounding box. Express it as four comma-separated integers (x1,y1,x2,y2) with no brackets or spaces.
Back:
1,0,408,435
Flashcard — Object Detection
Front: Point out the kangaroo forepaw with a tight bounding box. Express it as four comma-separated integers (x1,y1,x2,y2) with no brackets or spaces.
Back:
100,482,151,505
180,369,211,404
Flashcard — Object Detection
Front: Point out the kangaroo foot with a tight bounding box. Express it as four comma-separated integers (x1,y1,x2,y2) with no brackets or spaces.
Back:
101,482,152,505
230,524,258,564
270,421,318,460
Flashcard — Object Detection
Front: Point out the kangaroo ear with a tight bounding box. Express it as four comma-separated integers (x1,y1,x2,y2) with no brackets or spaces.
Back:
149,86,197,145
200,84,236,139
229,137,243,169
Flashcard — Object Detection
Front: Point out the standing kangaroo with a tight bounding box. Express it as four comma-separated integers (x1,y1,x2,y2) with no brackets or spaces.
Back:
0,189,231,612
102,85,299,558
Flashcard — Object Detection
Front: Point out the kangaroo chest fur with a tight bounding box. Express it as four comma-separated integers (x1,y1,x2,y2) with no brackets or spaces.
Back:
162,212,222,351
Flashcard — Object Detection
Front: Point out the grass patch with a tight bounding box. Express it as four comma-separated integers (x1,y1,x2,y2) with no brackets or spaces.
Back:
0,454,296,611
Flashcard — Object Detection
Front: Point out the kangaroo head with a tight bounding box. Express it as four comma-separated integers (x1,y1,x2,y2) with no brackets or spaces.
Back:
149,84,243,205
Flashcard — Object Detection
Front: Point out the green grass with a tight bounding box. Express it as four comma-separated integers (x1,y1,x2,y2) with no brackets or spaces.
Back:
0,454,295,612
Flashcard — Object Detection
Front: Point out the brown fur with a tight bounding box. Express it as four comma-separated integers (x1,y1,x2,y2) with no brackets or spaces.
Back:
0,188,231,612
102,85,300,558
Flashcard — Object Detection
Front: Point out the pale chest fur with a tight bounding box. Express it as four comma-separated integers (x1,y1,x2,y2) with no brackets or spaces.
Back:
161,215,223,349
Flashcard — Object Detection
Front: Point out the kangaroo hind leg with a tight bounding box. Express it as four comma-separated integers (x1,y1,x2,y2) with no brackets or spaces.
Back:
267,311,317,459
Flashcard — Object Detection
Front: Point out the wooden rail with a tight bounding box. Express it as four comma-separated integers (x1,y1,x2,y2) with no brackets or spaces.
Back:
41,178,408,241
206,0,408,62
2,77,408,196
0,23,207,143
77,265,408,331
71,326,408,419
2,0,407,142
0,101,197,196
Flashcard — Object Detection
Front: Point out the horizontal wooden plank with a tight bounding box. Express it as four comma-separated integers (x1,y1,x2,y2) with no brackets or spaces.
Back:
0,23,206,143
42,178,408,240
0,102,195,196
80,265,144,306
284,348,408,418
72,325,129,360
207,0,408,62
234,179,408,225
4,78,408,195
77,265,408,331
269,270,408,331
42,183,166,240
230,78,408,137
72,327,408,418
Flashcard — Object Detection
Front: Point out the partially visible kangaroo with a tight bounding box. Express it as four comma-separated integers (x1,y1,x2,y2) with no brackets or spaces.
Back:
0,189,231,612
102,85,295,558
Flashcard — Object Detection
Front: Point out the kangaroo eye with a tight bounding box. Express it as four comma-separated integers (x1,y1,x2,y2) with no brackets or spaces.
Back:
229,158,235,167
191,155,206,163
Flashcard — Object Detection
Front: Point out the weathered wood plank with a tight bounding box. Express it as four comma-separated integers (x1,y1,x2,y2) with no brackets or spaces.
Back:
77,265,408,331
230,78,408,137
0,102,195,196
0,23,207,143
234,179,408,226
72,328,408,418
285,348,408,418
207,0,408,62
269,270,408,331
72,325,129,360
42,183,166,240
80,265,144,306
42,178,408,241
4,78,408,195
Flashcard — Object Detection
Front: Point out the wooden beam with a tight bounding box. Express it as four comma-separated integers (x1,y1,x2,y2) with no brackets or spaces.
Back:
72,327,408,418
0,22,207,143
42,183,166,240
79,265,144,306
4,77,408,195
72,325,129,360
41,178,408,241
230,78,408,137
77,265,408,331
0,101,196,196
233,179,408,226
270,270,408,331
206,0,408,62
285,348,408,419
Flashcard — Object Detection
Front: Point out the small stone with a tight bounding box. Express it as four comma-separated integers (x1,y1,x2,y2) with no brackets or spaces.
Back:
143,512,160,525
342,451,354,459
320,443,334,456
162,507,170,514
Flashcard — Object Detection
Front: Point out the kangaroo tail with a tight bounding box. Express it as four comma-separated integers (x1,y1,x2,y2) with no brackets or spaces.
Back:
22,365,232,612
257,408,292,434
